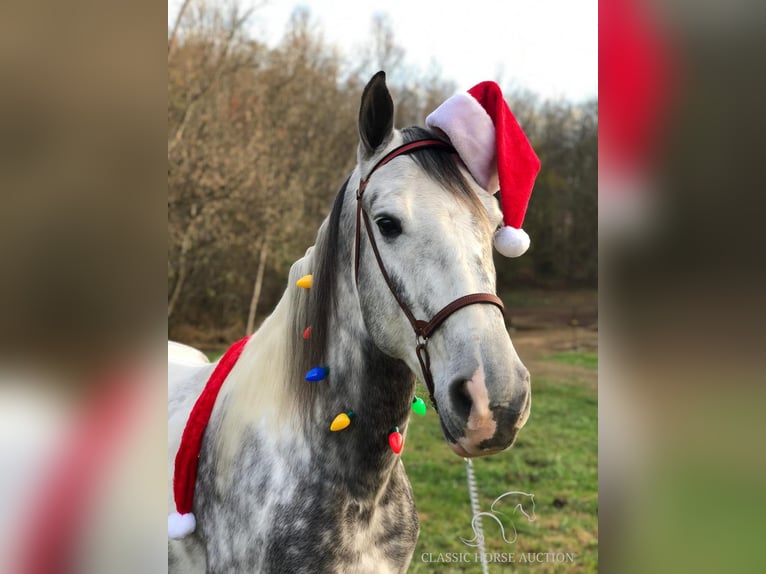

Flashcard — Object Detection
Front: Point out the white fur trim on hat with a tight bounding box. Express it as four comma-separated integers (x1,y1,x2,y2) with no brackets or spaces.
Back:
426,93,498,192
168,511,196,539
494,226,530,258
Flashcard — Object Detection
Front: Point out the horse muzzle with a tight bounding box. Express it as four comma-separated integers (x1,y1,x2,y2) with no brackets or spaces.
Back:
439,366,531,457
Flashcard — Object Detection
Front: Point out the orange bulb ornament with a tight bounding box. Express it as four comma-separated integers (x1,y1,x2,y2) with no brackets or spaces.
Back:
330,411,354,432
296,274,313,289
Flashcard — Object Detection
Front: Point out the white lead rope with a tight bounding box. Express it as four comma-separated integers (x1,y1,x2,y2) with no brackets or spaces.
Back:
464,458,490,574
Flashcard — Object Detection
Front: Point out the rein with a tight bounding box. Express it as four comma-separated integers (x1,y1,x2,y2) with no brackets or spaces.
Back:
353,139,505,410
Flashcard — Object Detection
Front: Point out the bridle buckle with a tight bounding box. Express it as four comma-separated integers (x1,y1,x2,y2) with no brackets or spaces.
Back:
416,333,428,350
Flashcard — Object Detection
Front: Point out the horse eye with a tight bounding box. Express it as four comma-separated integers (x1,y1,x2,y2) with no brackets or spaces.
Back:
376,216,402,238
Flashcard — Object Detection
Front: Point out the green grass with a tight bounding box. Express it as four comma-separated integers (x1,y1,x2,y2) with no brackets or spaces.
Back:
544,351,598,371
403,375,598,573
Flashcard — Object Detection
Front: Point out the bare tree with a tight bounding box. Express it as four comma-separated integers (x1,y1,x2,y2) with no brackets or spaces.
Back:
245,240,269,334
168,0,193,57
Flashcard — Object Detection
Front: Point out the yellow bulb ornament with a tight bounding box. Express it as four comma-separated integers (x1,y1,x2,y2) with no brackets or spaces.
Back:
330,411,355,432
296,274,313,289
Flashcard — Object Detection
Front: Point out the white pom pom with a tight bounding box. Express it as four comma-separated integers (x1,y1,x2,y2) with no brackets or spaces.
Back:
168,512,196,539
494,226,530,257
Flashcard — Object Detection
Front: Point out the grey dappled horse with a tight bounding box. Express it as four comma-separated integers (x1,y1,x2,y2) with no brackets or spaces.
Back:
168,72,531,573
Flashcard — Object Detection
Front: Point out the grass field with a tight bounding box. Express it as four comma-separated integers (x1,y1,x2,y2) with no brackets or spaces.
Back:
544,351,598,371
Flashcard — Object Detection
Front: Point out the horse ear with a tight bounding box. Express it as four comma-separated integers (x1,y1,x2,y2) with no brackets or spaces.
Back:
358,71,394,157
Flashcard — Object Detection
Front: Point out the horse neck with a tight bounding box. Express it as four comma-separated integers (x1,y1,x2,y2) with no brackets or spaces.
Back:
213,293,297,473
217,208,417,503
308,270,417,500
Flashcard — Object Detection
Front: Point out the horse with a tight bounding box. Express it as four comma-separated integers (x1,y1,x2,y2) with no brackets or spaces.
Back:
168,71,531,573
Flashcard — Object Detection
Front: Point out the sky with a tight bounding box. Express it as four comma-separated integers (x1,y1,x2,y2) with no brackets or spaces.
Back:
169,0,597,102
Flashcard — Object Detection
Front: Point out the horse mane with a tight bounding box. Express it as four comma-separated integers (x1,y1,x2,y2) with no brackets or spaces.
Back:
284,127,489,418
285,176,350,418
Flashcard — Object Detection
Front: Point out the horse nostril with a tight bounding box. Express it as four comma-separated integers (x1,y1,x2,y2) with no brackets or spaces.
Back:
449,378,473,420
522,368,531,386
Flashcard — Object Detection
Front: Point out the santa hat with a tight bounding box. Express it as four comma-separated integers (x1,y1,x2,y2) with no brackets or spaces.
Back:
168,335,250,539
426,81,541,257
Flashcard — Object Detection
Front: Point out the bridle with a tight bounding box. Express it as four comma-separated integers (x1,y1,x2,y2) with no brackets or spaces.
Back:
353,139,505,411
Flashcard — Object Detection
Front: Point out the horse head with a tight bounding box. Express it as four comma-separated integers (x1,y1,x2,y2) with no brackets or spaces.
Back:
351,72,531,457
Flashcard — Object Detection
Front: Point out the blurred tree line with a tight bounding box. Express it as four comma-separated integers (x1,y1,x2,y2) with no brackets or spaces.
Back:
168,1,597,343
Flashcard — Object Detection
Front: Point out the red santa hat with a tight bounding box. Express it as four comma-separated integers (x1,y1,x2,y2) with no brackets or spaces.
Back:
426,81,541,257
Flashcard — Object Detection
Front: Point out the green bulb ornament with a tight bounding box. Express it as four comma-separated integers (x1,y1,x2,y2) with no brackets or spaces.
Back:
411,396,427,416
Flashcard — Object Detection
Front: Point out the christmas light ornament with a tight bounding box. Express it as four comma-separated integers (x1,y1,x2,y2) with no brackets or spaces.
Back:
412,396,427,416
388,426,404,454
303,326,312,340
330,411,355,431
305,366,329,382
296,274,313,289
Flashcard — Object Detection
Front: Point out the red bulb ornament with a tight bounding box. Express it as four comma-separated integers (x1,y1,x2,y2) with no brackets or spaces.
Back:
388,427,403,455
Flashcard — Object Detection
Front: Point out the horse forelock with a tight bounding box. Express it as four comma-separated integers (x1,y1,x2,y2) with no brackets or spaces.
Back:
400,126,491,228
